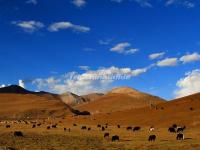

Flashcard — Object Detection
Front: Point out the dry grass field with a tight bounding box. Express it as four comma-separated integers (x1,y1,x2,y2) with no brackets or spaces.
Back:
0,120,199,150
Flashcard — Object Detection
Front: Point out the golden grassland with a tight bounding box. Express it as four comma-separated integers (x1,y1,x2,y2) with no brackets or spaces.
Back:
0,120,200,150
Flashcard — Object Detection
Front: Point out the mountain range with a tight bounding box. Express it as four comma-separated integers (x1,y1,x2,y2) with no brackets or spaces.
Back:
0,85,199,127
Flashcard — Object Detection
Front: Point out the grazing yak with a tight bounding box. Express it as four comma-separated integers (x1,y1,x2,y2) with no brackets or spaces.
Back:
148,135,156,141
168,127,176,133
117,125,120,128
97,124,101,128
149,126,155,132
102,126,105,131
81,126,87,130
73,124,77,126
176,133,184,140
6,125,11,128
133,126,141,131
32,124,36,128
88,127,91,131
5,147,16,150
112,135,119,142
64,128,67,131
52,124,57,128
104,133,109,138
47,126,51,130
127,126,132,130
177,126,186,133
14,131,23,137
172,124,177,129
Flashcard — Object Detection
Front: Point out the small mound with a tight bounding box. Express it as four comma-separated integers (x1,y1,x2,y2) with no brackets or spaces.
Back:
0,85,33,94
60,92,88,105
109,86,141,95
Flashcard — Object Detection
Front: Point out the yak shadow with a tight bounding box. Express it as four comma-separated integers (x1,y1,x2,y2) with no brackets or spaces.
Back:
123,139,133,142
184,138,193,140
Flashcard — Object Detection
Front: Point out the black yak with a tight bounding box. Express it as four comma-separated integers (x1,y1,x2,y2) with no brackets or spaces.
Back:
104,133,109,138
177,126,186,133
148,135,156,141
14,131,23,137
176,133,184,140
172,124,177,129
133,126,141,131
127,126,132,130
81,126,87,130
102,126,105,131
112,135,119,142
168,127,176,133
52,124,57,128
32,124,36,128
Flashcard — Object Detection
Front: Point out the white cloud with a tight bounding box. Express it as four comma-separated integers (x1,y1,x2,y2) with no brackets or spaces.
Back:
183,1,195,8
48,21,90,33
0,84,6,88
166,0,195,8
110,42,139,55
175,69,200,98
26,0,37,5
111,0,152,7
98,39,113,45
72,0,86,7
180,52,200,64
166,0,177,5
149,52,165,60
157,57,178,67
32,66,151,95
12,21,44,33
79,66,90,71
111,42,130,52
19,80,25,88
134,0,152,7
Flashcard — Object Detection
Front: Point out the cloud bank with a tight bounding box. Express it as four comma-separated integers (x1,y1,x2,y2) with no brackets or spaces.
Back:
180,53,200,64
110,42,139,55
72,0,86,7
32,66,151,95
175,69,200,98
157,57,178,67
48,21,90,33
12,21,44,33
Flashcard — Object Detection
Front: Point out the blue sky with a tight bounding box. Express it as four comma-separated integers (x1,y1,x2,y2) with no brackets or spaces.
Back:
0,0,200,100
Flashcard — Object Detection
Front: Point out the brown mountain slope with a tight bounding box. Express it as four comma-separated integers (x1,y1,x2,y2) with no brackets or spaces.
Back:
0,94,70,119
72,92,200,127
75,87,165,114
81,93,104,102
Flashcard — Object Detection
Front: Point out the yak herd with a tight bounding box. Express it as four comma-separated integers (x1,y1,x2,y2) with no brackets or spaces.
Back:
0,120,187,142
